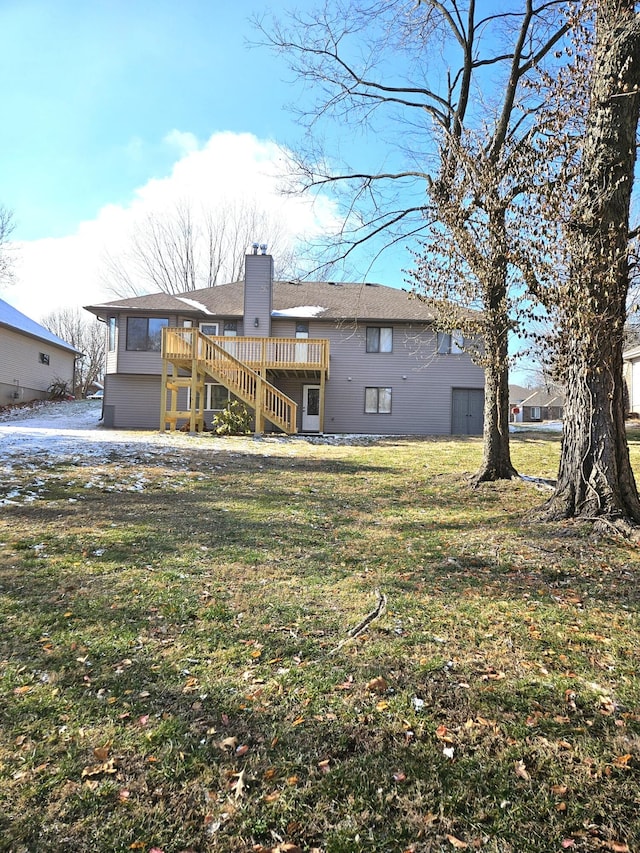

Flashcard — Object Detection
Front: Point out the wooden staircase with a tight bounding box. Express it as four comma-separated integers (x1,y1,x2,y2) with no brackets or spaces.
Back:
161,328,297,434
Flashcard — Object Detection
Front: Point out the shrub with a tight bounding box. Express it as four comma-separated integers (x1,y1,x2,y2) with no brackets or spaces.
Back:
212,399,252,435
48,379,71,400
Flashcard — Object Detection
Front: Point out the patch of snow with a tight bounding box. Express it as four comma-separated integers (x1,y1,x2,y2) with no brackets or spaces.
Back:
175,297,210,313
271,306,326,318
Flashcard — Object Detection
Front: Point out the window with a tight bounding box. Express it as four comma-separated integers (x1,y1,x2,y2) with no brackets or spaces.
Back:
108,317,117,352
39,352,50,365
531,406,541,420
296,321,309,339
200,323,219,337
223,321,237,337
366,326,393,353
126,317,168,351
437,330,464,354
188,383,230,411
365,387,392,414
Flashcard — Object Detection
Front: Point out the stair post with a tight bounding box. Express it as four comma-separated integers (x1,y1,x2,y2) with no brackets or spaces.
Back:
255,374,264,435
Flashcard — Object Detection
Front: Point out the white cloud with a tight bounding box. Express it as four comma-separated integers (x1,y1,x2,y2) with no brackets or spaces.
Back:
6,131,340,322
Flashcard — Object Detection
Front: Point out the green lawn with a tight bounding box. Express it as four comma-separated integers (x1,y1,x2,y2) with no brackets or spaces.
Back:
1,431,639,853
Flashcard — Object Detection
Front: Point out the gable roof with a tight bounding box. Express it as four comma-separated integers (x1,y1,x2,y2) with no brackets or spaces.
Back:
85,280,441,324
520,387,564,408
0,297,81,354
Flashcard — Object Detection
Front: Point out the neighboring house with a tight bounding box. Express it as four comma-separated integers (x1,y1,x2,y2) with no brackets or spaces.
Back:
518,386,564,422
0,297,81,405
623,344,640,416
84,249,486,435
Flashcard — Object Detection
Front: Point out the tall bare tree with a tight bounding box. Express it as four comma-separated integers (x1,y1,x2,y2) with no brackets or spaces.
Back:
102,198,297,298
0,206,16,286
259,1,575,482
541,0,640,529
41,308,105,399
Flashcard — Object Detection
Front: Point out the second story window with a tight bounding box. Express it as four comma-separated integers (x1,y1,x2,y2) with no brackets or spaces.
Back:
126,317,168,352
108,317,117,352
366,326,393,353
39,352,50,365
437,331,464,354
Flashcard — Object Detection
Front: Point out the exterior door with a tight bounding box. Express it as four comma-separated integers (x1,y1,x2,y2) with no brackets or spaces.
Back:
302,384,321,432
452,388,484,435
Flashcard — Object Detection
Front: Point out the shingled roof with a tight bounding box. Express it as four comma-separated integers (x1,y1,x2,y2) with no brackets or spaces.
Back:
85,280,439,324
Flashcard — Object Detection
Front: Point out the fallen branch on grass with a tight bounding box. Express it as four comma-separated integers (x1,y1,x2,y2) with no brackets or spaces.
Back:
329,588,388,655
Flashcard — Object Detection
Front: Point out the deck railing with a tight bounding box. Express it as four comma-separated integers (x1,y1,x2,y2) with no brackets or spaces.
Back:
163,329,329,375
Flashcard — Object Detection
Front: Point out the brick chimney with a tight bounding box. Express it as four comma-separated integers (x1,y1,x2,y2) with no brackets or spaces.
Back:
244,243,272,338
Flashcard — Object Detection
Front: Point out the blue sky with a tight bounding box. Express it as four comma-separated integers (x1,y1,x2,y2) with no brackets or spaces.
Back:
2,1,303,242
2,0,390,321
1,0,600,386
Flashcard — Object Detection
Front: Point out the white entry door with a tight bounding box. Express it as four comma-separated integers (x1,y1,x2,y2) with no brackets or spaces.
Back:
302,384,321,432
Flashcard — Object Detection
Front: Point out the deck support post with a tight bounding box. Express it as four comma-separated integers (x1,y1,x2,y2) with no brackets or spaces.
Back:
255,374,264,435
160,351,169,431
319,369,326,434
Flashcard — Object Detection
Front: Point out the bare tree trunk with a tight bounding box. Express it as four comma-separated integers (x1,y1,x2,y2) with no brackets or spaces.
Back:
474,211,518,483
543,0,640,524
474,281,518,483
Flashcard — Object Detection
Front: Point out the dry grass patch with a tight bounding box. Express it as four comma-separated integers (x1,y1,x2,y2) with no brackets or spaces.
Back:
1,433,639,852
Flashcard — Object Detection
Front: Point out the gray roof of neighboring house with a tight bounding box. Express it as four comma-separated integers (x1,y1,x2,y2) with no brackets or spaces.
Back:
0,297,81,354
85,280,445,323
509,384,532,404
520,387,564,408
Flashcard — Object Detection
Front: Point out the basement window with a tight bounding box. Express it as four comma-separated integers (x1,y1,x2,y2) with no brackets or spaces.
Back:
187,383,230,411
365,387,392,414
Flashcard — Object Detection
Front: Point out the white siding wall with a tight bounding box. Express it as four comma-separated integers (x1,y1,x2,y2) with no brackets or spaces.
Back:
0,328,75,404
632,359,640,414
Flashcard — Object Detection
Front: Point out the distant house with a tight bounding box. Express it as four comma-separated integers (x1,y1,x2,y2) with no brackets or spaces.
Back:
623,344,640,416
84,250,486,435
0,298,81,406
523,387,564,422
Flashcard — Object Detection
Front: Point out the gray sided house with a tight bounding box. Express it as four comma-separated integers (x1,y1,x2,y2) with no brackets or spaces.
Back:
0,297,81,405
84,251,485,435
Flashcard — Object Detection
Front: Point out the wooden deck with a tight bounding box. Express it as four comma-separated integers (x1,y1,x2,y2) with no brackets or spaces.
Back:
160,328,330,434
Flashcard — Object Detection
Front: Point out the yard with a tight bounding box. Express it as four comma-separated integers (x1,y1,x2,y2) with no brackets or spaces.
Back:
1,405,639,853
